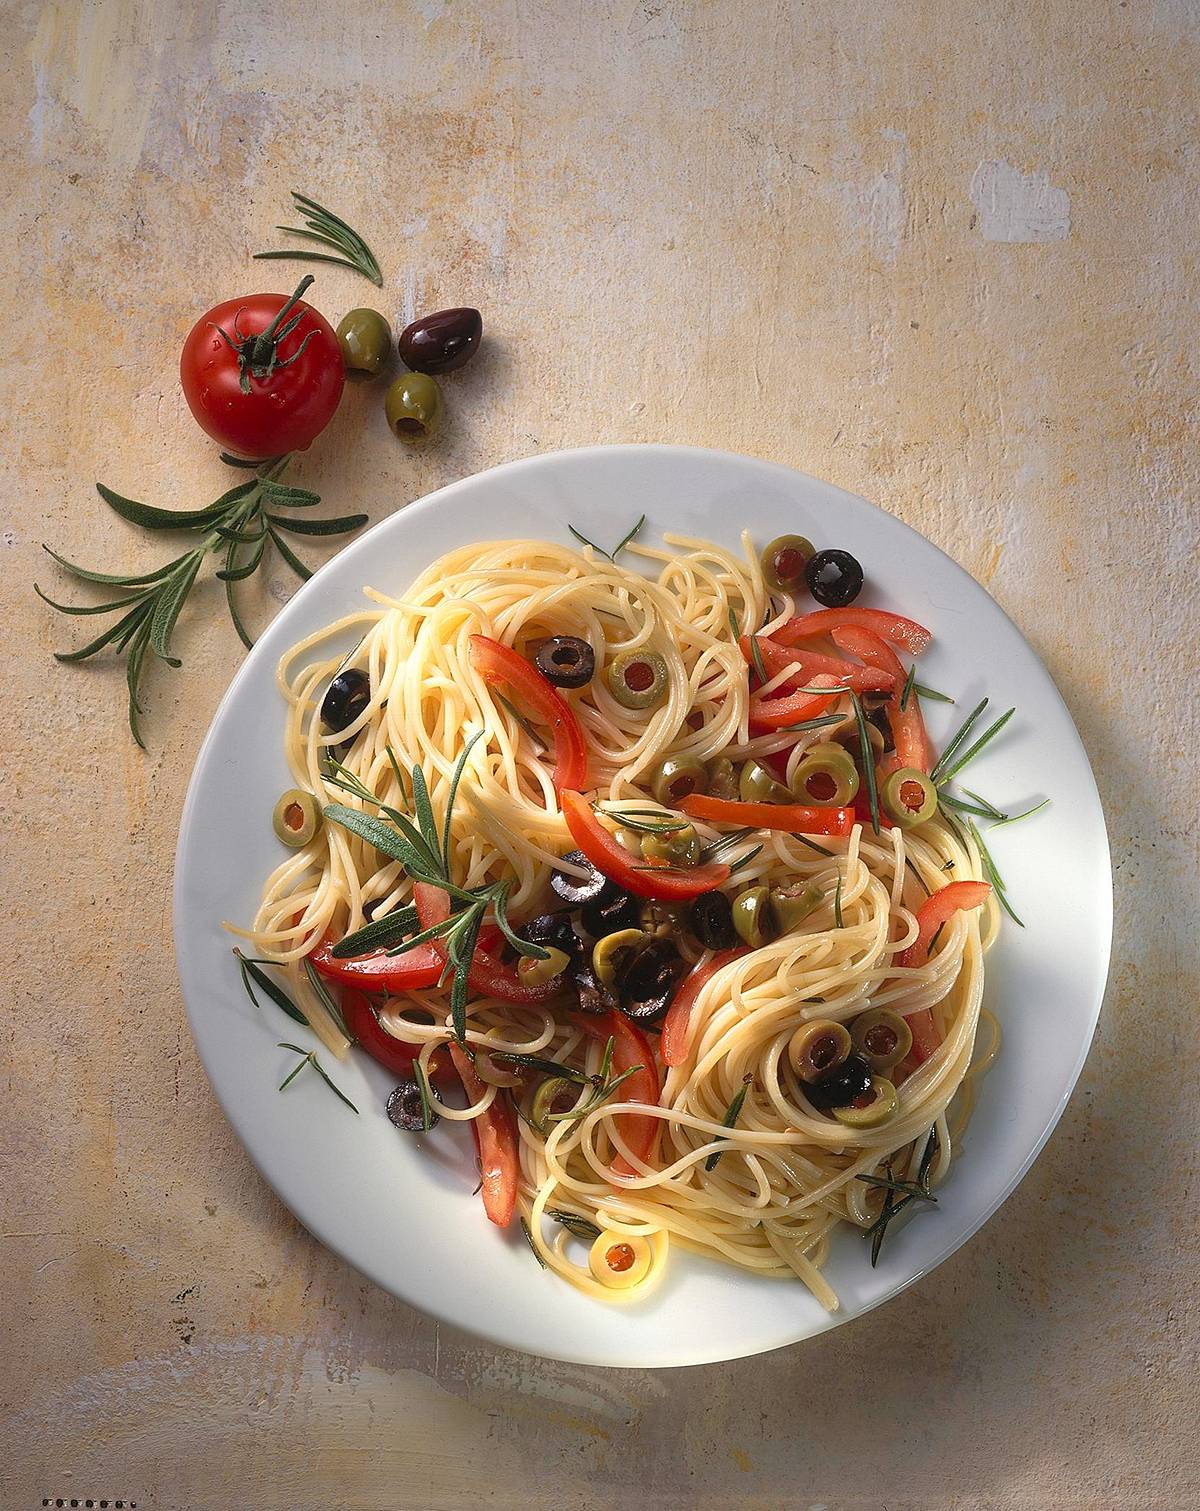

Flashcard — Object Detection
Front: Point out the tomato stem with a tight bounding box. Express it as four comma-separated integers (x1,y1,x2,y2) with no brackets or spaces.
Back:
209,276,318,394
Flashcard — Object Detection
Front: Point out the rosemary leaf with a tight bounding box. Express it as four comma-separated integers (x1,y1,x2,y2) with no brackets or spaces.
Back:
913,682,955,704
301,957,351,1039
276,1042,359,1112
414,1060,435,1131
968,819,1025,927
332,907,420,957
935,707,1015,786
834,874,844,927
265,511,368,536
520,1217,548,1268
727,843,764,876
266,525,313,582
705,1074,753,1171
988,798,1050,829
567,514,646,562
929,698,988,784
546,1208,602,1241
748,635,768,683
898,664,917,712
855,1171,938,1202
939,791,1008,822
491,1051,589,1084
234,950,309,1026
850,690,880,835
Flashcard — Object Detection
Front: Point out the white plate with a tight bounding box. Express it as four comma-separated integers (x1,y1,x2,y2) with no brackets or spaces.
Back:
175,445,1111,1368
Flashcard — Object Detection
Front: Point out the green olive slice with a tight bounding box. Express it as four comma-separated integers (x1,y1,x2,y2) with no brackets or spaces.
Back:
761,534,815,592
788,1019,852,1083
592,928,650,987
531,1075,578,1130
731,885,777,949
606,650,668,709
516,945,570,988
706,755,739,800
739,759,792,804
641,825,701,867
385,371,444,441
881,767,939,829
771,881,824,931
792,742,860,805
272,788,322,848
850,1008,912,1072
650,755,708,806
336,308,392,377
832,1075,898,1127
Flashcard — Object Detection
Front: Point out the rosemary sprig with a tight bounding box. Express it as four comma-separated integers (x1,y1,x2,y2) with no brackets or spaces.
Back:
779,713,846,735
834,874,844,927
302,957,350,1039
520,1216,548,1268
866,1123,939,1265
935,706,1015,786
929,698,988,784
968,818,1025,928
855,1170,938,1203
938,791,1008,822
546,1208,602,1241
235,949,308,1026
700,826,757,862
543,1064,644,1124
491,1051,590,1085
39,459,366,745
748,634,768,684
595,805,689,835
705,1074,753,1171
850,690,880,834
727,843,764,876
413,1060,436,1132
913,682,955,705
254,190,383,285
568,514,646,562
988,798,1050,829
898,664,917,712
277,1042,359,1113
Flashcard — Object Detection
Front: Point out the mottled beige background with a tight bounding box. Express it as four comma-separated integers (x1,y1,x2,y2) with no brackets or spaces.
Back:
3,1,1198,1508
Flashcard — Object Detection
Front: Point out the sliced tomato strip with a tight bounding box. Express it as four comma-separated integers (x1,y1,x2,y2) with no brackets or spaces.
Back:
469,633,588,795
741,635,895,695
680,793,855,836
774,607,932,657
561,789,731,899
448,1041,519,1226
308,932,444,991
748,673,846,732
577,1011,662,1175
661,949,747,1067
412,883,563,1004
338,987,448,1081
896,880,992,1065
831,624,933,775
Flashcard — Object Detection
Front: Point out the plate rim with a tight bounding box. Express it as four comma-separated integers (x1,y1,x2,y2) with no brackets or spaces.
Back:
174,442,1112,1367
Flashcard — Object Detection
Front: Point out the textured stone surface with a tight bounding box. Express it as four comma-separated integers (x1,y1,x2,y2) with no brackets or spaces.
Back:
3,2,1198,1508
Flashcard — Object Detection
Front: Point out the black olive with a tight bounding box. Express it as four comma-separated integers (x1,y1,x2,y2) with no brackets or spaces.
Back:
386,1079,442,1132
866,704,896,753
534,635,595,689
570,958,619,1015
803,1052,873,1111
580,889,641,938
397,307,483,374
620,938,685,1024
688,891,738,950
321,668,371,732
550,850,611,905
805,549,865,608
518,910,581,961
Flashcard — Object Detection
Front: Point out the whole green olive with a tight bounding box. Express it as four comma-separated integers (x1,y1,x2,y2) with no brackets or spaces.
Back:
516,945,570,988
272,788,322,848
531,1075,578,1130
336,308,392,378
397,307,483,374
385,371,444,441
706,756,739,800
606,650,669,710
739,760,792,804
731,885,778,949
788,1019,852,1083
761,534,815,593
650,755,708,806
850,1008,912,1072
641,825,701,867
881,768,939,829
771,881,824,931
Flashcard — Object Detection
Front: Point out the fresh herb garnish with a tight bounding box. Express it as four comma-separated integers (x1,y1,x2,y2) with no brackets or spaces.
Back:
302,957,350,1039
904,856,932,897
929,698,988,784
913,682,955,704
495,692,546,751
855,1170,938,1203
866,1123,939,1265
413,1059,436,1132
235,949,309,1026
546,1208,602,1241
898,664,917,712
988,798,1050,829
793,833,836,858
834,873,844,926
277,1042,359,1113
727,606,741,641
748,634,768,684
727,843,764,876
700,826,757,862
967,818,1025,928
568,514,646,563
520,1216,548,1268
254,190,383,285
491,1051,590,1085
596,806,689,835
39,459,365,745
938,791,1008,822
705,1074,753,1171
934,706,1015,786
780,713,846,735
849,690,880,834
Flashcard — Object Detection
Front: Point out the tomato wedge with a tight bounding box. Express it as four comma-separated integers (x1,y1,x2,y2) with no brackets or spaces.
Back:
680,793,855,836
740,635,895,696
774,608,932,657
661,949,747,1067
578,1011,662,1176
748,673,845,732
309,932,444,991
339,988,447,1081
469,633,588,795
896,880,991,1066
412,883,563,1004
560,789,731,899
448,1041,519,1226
831,624,933,774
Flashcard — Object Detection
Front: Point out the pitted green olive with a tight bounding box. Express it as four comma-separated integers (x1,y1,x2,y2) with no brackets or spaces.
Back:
273,789,322,848
792,742,860,805
731,885,777,949
850,1009,912,1072
881,768,939,829
771,881,824,931
385,370,444,440
650,755,708,806
707,756,739,800
641,825,701,867
739,760,792,804
606,650,668,709
761,534,815,593
516,945,570,988
592,928,650,986
336,308,391,377
788,1019,852,1083
832,1075,898,1127
532,1075,578,1130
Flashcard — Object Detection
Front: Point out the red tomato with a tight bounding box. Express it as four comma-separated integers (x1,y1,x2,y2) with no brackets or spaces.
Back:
180,276,344,458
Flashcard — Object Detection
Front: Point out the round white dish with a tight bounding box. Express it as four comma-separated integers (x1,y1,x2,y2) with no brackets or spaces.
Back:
174,444,1111,1368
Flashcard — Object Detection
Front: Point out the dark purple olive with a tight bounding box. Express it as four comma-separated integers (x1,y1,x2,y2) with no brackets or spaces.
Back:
518,910,581,961
580,889,640,939
688,891,738,950
570,958,618,1015
866,704,896,753
534,635,595,689
321,667,370,732
620,938,684,1024
805,549,864,608
397,307,482,375
550,851,611,905
803,1052,873,1111
387,1079,442,1131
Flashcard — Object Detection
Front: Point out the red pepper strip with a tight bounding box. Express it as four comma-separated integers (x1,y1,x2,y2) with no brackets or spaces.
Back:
412,883,563,1004
740,635,895,696
831,624,933,775
339,987,448,1081
309,932,444,991
448,1041,519,1226
561,789,731,899
468,633,589,796
853,785,893,831
749,673,846,732
577,1011,662,1176
661,949,748,1067
774,607,933,657
680,793,855,837
896,880,992,1066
